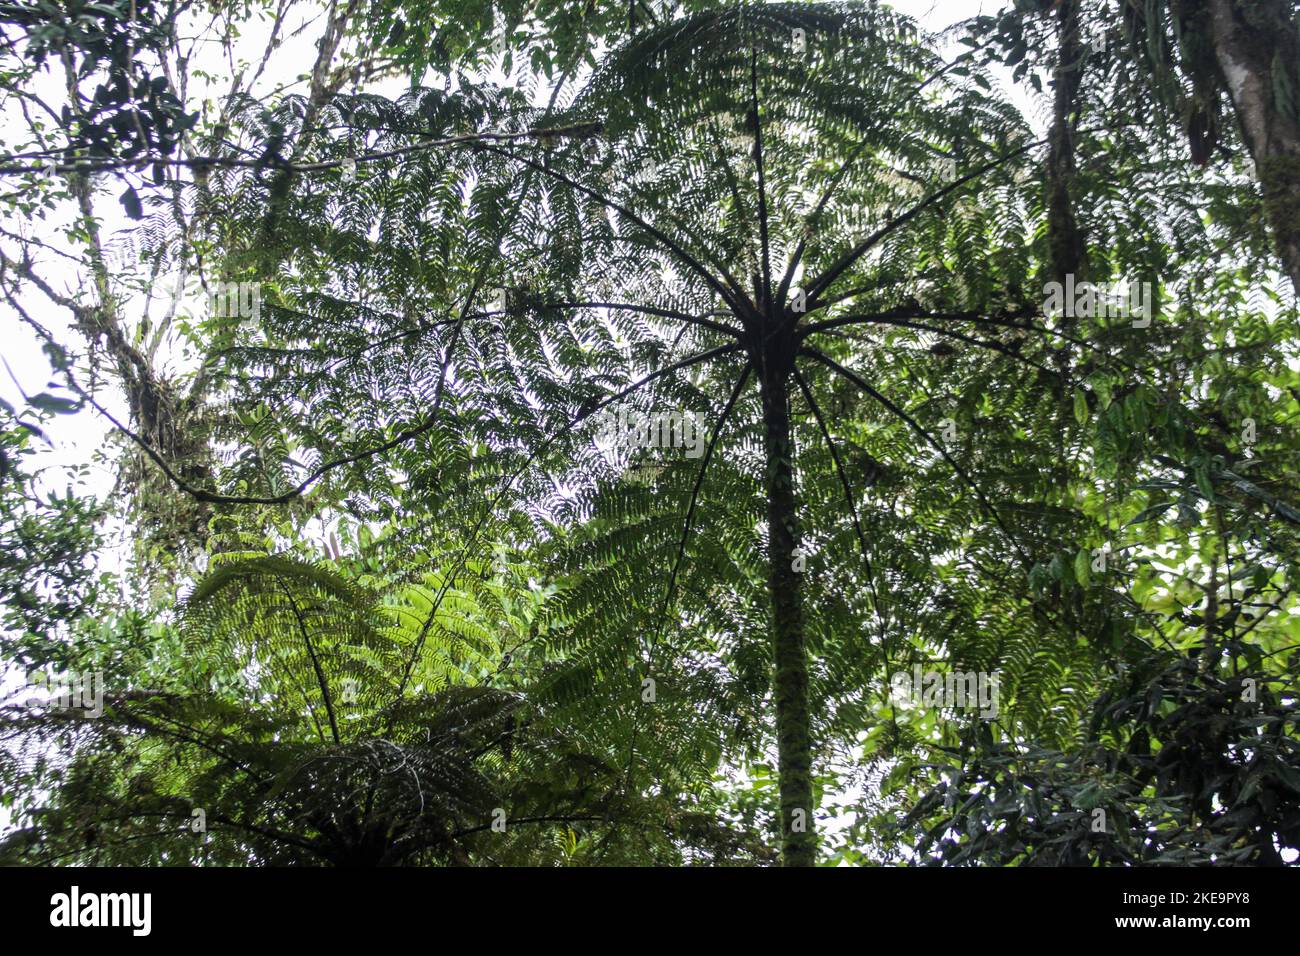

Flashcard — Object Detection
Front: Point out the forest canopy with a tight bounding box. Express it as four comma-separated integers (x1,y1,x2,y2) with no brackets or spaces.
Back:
0,0,1298,867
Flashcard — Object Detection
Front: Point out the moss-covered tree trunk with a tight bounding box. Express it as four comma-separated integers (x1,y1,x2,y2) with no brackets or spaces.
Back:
759,364,815,867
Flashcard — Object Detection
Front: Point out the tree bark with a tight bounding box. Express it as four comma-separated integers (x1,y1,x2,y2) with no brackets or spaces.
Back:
1199,0,1300,293
760,368,815,866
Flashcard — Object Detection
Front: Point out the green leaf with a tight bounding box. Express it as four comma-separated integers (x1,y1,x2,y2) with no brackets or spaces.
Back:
27,393,81,415
1074,548,1091,588
119,185,143,220
1072,388,1089,426
1194,465,1215,500
1125,502,1173,526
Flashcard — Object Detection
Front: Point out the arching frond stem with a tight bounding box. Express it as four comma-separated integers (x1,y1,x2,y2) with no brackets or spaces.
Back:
388,344,744,712
790,366,880,615
277,577,342,745
773,48,983,308
801,137,1044,307
476,142,755,320
531,301,742,338
800,347,1028,565
803,314,1066,380
657,360,753,644
749,45,773,306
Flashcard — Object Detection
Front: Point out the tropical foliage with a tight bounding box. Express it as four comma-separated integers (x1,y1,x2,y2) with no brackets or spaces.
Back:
0,0,1297,866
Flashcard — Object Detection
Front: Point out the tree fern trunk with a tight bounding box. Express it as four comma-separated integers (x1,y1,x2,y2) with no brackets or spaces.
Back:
1046,0,1087,288
760,371,815,866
